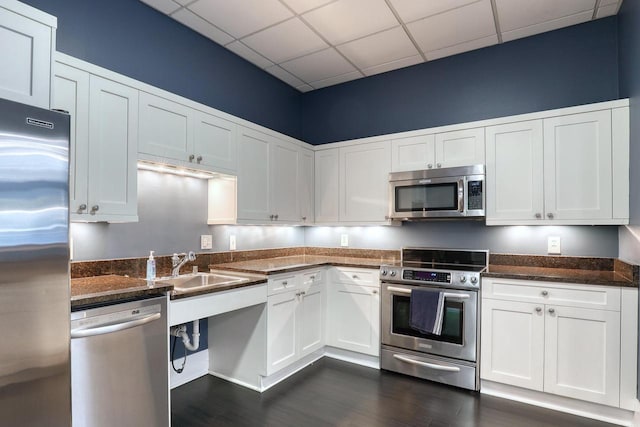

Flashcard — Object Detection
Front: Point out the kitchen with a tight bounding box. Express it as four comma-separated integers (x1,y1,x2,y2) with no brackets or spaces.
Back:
1,0,639,425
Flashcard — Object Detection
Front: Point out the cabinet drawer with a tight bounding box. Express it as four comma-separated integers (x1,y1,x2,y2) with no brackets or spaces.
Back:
482,278,620,311
301,269,324,286
267,274,299,296
332,267,379,287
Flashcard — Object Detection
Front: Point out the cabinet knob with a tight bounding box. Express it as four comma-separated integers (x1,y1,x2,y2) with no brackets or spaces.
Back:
548,308,555,314
436,163,442,168
78,204,87,213
535,307,542,313
352,275,358,279
90,205,99,214
310,275,315,280
274,214,279,220
302,216,307,221
188,154,195,162
282,281,288,286
535,213,542,219
372,290,378,294
427,163,433,169
300,291,306,296
269,214,274,220
196,155,203,163
547,213,554,219
541,290,548,296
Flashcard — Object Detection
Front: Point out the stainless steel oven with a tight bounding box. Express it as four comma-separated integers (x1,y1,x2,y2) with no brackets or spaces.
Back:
380,248,487,391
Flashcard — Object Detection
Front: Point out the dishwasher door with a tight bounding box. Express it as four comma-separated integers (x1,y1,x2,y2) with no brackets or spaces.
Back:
71,296,169,427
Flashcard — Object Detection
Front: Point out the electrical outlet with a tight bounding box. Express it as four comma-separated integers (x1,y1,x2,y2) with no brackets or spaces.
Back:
200,235,213,250
548,236,561,255
230,235,237,251
341,234,349,247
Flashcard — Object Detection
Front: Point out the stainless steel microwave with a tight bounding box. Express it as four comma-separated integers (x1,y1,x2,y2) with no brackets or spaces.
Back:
388,164,485,220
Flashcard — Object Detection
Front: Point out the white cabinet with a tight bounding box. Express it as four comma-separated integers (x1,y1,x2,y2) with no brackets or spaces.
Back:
481,278,621,407
391,128,484,172
237,126,272,222
265,270,325,375
314,148,340,223
486,109,628,225
0,1,56,108
138,92,237,174
299,149,314,224
339,142,391,223
270,139,300,223
326,268,380,356
53,62,138,222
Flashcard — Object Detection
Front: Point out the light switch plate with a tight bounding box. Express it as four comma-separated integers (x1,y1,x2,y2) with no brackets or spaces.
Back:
230,235,237,251
200,235,213,250
341,234,349,247
548,236,561,255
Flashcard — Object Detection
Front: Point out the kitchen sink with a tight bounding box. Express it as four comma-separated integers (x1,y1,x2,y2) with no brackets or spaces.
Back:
156,272,249,292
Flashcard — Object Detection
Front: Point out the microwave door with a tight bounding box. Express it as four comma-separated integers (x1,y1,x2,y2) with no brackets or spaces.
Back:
392,178,463,218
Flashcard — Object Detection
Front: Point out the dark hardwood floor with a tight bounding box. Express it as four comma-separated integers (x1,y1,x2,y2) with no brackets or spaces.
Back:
171,358,613,427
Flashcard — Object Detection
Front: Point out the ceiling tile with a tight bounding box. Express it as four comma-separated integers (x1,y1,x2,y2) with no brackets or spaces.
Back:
173,0,193,5
337,26,419,70
407,0,496,53
171,8,235,45
188,0,293,38
242,18,328,64
265,65,306,86
426,34,498,61
281,0,335,14
296,84,315,92
599,0,619,5
495,0,595,32
501,10,592,42
280,48,356,83
596,4,620,18
303,0,399,45
140,0,181,15
362,55,423,77
225,41,274,69
388,0,481,23
310,70,362,89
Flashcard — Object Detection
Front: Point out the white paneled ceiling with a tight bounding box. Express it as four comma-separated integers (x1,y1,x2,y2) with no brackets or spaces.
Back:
140,0,624,92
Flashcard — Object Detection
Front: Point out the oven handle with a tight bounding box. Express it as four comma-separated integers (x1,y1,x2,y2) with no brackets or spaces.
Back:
387,286,471,300
393,354,461,372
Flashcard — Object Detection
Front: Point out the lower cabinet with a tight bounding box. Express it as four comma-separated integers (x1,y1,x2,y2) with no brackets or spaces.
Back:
481,278,621,407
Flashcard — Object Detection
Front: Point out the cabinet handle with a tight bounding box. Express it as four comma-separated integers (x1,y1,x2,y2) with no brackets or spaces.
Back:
78,204,87,213
535,213,542,219
196,155,202,163
352,275,358,279
548,308,555,314
547,213,554,219
275,214,279,220
535,307,542,313
300,291,306,296
188,154,195,162
269,214,274,220
427,163,433,169
436,163,442,168
310,275,315,280
372,290,378,294
541,290,548,296
90,205,99,214
295,292,301,297
302,216,307,221
282,281,288,286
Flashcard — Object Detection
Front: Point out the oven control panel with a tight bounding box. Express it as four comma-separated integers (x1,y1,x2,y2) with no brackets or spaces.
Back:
402,269,450,283
380,267,481,288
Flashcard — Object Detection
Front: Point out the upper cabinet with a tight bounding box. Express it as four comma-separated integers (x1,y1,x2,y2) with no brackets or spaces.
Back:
138,92,237,174
53,59,138,222
0,0,56,109
314,148,340,223
486,107,628,225
392,128,485,172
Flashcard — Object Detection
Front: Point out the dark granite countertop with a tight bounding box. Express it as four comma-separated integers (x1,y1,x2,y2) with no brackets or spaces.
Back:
211,255,396,275
70,275,173,308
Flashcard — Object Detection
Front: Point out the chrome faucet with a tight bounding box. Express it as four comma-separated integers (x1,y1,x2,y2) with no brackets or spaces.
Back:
171,251,196,277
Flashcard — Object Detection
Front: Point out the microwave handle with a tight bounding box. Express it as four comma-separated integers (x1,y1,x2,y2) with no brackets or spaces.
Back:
457,178,465,212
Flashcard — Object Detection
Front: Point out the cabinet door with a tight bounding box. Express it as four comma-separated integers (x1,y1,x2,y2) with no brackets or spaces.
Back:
391,134,435,172
315,149,339,223
52,63,90,220
271,140,300,223
87,76,138,218
138,92,191,161
266,291,298,375
0,5,52,108
543,111,612,221
327,283,379,356
480,299,544,391
193,111,237,173
237,127,271,221
485,120,544,223
298,283,325,358
339,142,391,222
544,305,620,406
299,148,314,224
434,128,485,168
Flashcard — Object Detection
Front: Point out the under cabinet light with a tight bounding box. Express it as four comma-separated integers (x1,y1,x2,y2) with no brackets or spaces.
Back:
137,160,229,180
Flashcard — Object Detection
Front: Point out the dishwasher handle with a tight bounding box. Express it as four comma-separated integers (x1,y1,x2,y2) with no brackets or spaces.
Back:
71,312,161,339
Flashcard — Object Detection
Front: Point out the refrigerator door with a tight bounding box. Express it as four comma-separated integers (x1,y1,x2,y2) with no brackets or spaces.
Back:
0,98,70,426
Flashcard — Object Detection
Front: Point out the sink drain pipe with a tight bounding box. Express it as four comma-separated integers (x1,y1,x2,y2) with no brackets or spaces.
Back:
170,321,200,373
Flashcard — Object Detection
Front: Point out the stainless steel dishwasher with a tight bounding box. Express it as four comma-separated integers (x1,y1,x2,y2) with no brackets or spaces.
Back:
71,296,169,427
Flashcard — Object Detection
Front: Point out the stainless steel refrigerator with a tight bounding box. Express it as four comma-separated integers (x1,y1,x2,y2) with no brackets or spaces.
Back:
0,97,71,426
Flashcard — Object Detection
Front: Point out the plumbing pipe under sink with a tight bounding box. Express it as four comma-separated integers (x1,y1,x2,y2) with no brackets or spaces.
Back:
173,320,200,352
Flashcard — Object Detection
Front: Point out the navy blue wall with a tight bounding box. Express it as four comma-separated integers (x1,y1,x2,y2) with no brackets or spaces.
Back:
22,0,303,140
301,18,620,145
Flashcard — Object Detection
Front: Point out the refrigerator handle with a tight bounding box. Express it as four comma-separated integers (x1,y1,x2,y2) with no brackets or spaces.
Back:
71,312,161,339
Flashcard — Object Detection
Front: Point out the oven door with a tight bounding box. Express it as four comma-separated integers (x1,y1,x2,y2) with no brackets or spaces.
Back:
381,282,477,362
389,176,464,219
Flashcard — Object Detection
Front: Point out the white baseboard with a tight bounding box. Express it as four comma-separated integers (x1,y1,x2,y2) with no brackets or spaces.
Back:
324,346,380,369
170,350,209,389
208,371,262,392
481,380,637,427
